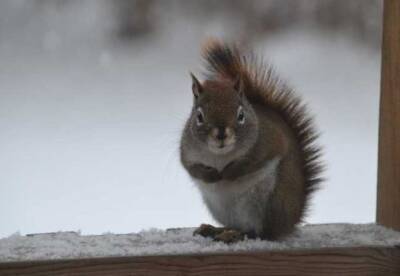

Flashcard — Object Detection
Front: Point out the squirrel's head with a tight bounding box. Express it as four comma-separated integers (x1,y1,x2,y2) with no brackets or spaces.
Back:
188,73,258,155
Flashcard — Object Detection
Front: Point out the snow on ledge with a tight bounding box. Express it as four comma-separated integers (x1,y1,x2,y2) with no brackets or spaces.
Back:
0,224,399,263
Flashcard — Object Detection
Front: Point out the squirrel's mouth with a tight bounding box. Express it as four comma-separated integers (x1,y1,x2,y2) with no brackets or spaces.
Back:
207,137,236,155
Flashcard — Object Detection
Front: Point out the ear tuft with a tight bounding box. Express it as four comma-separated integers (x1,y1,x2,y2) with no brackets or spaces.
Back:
190,72,202,98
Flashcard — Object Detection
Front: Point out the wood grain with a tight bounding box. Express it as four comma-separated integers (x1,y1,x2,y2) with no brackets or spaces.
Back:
0,247,399,276
377,0,400,231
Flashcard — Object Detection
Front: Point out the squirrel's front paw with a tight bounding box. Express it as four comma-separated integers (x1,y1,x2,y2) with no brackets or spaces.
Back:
221,161,241,181
214,229,244,244
203,166,222,183
190,164,221,183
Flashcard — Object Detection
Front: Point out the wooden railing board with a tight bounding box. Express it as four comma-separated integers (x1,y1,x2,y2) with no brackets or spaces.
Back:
377,0,400,230
0,246,399,276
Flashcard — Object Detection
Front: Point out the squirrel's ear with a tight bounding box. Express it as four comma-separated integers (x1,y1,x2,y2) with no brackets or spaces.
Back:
234,75,244,97
190,73,202,99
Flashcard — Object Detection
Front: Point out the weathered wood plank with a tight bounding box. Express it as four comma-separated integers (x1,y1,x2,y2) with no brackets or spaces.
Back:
377,0,400,231
0,247,399,276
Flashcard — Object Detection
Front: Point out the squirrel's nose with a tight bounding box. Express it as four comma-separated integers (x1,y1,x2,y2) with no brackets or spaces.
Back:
216,127,226,141
212,127,228,141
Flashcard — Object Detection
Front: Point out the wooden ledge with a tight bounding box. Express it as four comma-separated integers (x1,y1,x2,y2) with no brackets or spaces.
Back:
1,246,399,276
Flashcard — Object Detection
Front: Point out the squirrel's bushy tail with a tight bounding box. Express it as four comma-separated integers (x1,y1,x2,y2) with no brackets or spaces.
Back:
201,38,324,219
201,38,243,80
201,38,277,95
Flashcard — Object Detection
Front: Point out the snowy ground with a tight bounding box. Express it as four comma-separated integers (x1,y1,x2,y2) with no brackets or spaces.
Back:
0,2,381,238
0,224,399,263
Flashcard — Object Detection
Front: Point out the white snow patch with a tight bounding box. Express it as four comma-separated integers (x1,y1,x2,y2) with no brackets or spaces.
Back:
0,224,399,263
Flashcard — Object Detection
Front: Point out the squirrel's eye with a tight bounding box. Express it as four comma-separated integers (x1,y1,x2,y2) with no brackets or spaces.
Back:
237,106,245,124
196,107,204,126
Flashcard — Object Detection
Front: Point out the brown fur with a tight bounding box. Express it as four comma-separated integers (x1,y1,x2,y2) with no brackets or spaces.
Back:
200,39,324,238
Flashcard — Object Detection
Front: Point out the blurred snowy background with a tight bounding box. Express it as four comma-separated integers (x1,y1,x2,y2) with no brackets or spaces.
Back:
0,0,382,238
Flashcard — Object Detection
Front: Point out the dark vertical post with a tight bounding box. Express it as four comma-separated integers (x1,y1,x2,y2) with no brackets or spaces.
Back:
377,0,400,231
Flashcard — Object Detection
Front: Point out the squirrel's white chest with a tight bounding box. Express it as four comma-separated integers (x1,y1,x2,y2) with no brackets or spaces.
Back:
195,157,280,234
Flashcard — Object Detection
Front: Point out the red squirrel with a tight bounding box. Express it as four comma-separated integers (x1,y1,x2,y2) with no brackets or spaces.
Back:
180,39,323,243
